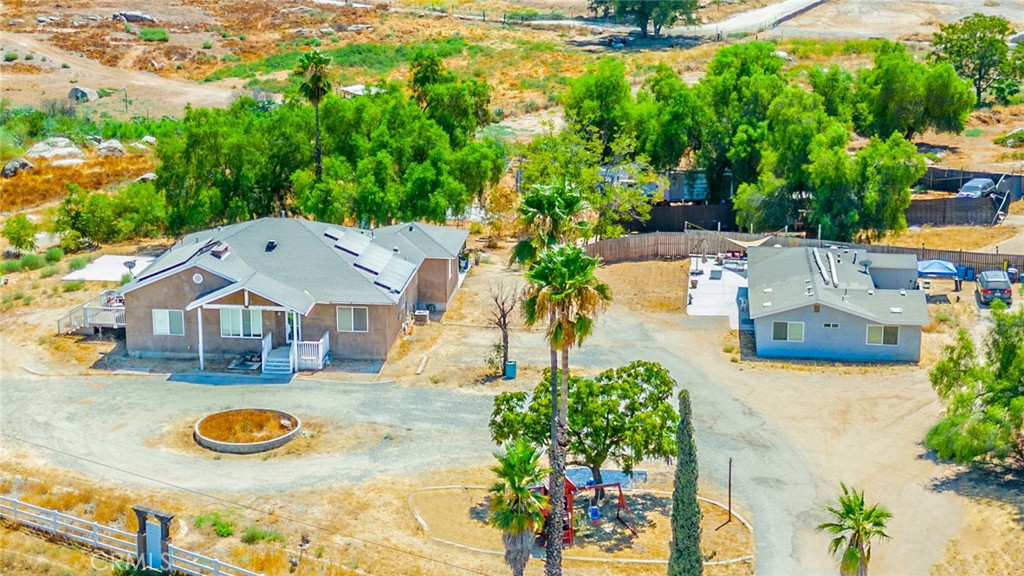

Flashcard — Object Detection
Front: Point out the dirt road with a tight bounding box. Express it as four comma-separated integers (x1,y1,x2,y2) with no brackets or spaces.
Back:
1,32,235,116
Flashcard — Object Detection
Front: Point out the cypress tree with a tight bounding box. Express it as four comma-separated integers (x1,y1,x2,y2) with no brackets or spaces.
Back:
668,389,702,576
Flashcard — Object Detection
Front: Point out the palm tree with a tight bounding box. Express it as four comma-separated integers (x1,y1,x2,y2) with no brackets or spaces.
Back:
511,181,589,267
294,49,334,179
489,439,549,576
816,483,893,576
523,244,611,575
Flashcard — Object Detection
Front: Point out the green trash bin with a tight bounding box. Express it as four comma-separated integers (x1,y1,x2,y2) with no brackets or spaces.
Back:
504,360,517,380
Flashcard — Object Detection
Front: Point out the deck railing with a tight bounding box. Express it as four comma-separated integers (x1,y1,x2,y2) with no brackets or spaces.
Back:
296,330,330,370
260,333,273,372
57,290,126,334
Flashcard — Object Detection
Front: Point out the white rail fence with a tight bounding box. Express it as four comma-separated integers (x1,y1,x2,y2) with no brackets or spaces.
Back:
0,496,136,557
296,330,330,370
169,545,261,576
0,496,261,576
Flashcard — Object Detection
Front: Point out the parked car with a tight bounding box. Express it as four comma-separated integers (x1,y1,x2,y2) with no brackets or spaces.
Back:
976,270,1013,305
955,178,996,198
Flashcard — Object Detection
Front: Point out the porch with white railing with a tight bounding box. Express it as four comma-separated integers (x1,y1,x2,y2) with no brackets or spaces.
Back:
57,290,126,334
295,330,330,370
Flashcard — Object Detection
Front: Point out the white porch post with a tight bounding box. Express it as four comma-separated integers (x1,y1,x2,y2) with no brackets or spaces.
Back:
290,312,298,373
197,307,205,371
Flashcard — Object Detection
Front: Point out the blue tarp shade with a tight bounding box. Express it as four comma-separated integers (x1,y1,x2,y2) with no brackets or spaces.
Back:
918,259,958,277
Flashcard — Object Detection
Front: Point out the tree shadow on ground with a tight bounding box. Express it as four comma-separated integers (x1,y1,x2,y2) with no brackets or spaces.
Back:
469,492,671,554
568,34,705,53
924,450,1024,526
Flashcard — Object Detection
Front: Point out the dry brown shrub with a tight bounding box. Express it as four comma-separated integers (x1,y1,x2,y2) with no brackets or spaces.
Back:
0,154,156,211
2,63,42,74
230,544,290,574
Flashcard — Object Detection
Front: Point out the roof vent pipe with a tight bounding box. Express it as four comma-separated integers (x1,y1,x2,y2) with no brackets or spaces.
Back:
408,224,414,232
393,247,399,253
266,240,277,252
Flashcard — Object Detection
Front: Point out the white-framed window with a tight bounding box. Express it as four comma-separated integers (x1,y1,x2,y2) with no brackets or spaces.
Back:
219,308,262,338
866,325,899,346
152,309,184,336
337,306,369,333
824,322,840,329
771,321,804,342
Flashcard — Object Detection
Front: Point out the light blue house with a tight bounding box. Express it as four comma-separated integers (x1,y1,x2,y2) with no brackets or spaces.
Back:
744,247,928,362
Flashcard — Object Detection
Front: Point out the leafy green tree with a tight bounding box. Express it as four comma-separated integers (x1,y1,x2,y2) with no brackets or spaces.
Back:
489,439,549,576
2,213,36,253
410,49,455,102
809,65,857,125
157,98,312,232
410,49,492,147
591,0,696,37
855,42,975,139
926,303,1024,464
806,132,859,240
562,58,634,155
490,360,678,486
668,389,702,576
932,13,1021,105
851,133,924,241
294,49,335,179
634,64,707,170
816,484,892,576
695,42,787,200
292,157,357,224
521,244,611,576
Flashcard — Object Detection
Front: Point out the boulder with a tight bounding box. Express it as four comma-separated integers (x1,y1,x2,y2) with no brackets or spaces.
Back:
141,135,157,146
25,137,84,159
50,158,85,167
134,172,158,183
2,158,34,178
97,139,125,156
68,86,99,102
130,142,151,153
112,11,157,23
87,135,102,145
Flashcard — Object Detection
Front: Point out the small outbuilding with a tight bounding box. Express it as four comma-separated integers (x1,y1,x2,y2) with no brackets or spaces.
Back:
68,87,100,102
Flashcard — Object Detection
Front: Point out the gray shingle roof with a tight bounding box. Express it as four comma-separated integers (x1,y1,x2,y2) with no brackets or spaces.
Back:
747,247,929,326
123,218,464,308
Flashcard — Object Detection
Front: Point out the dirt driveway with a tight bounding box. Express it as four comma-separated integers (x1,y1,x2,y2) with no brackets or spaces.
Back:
0,297,983,575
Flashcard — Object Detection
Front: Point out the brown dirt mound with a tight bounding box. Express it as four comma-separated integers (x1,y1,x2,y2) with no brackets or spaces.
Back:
196,409,296,443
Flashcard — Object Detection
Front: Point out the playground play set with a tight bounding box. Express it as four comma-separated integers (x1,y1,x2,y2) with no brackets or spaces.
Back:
532,468,644,546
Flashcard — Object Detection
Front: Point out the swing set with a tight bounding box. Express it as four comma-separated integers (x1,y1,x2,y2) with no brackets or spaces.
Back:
533,475,639,546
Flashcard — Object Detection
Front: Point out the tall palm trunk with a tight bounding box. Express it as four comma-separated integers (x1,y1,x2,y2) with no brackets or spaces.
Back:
544,311,564,576
503,531,533,576
559,344,569,429
314,102,323,179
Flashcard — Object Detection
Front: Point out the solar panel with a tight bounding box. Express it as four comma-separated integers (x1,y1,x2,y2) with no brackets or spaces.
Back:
335,231,371,256
354,244,393,274
323,227,345,241
374,258,417,291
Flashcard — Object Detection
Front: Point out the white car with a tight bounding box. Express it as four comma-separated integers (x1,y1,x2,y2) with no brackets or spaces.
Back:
955,178,996,198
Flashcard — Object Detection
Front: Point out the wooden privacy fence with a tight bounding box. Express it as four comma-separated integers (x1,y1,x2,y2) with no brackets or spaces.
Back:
586,231,1024,273
0,496,261,576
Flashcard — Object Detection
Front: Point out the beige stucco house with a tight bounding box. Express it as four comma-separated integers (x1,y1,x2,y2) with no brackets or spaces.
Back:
118,218,467,374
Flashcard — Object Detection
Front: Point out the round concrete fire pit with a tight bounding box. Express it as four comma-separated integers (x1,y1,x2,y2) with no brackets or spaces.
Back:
194,408,301,455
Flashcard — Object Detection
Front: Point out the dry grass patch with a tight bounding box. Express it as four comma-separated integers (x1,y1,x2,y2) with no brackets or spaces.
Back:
596,259,690,313
0,154,156,211
197,409,297,444
882,225,1021,251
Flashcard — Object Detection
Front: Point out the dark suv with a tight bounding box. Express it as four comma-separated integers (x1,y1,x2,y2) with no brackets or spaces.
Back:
976,270,1013,305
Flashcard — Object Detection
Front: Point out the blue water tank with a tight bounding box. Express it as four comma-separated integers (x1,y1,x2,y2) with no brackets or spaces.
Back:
504,361,517,380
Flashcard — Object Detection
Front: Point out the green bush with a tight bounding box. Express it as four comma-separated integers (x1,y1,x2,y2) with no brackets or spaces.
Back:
238,34,247,41
965,128,983,137
194,512,235,537
44,247,64,263
24,53,33,61
4,52,17,62
63,280,85,292
1,259,22,274
468,221,484,234
21,295,32,305
67,256,90,271
241,525,284,545
120,273,132,285
221,54,241,63
39,265,59,278
202,41,213,50
60,230,86,253
19,253,45,270
138,28,169,42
